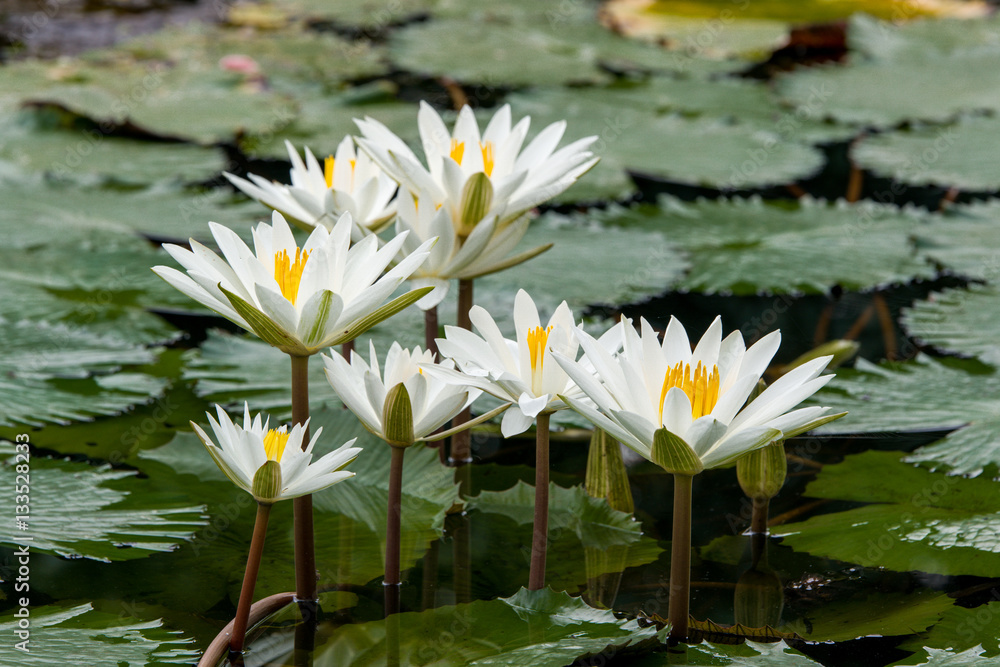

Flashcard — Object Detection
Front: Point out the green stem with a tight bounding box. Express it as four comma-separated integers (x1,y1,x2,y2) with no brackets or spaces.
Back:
528,412,551,591
424,305,439,359
385,445,406,588
668,474,693,641
750,497,769,536
290,354,317,603
230,502,272,654
449,279,474,466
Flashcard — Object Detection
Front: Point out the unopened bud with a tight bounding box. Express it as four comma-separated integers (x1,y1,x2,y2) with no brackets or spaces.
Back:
737,441,787,501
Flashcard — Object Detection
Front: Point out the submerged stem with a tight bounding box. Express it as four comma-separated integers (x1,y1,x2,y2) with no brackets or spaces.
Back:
528,412,551,591
449,279,475,465
668,474,694,641
290,354,317,603
230,502,272,655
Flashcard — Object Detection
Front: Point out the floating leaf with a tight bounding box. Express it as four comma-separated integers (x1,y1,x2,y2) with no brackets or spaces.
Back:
902,284,1000,365
0,603,198,666
629,640,822,665
914,201,1000,281
898,600,1000,659
848,13,1000,61
775,451,1000,578
597,197,932,295
893,647,1000,667
308,588,657,666
852,116,1000,191
0,450,206,561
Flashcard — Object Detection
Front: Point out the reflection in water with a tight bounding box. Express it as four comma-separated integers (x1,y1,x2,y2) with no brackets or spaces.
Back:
734,533,784,629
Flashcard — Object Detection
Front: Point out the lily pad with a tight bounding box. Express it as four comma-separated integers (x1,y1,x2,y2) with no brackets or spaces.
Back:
809,354,1000,476
852,116,1000,191
0,448,206,561
597,197,933,295
902,284,1000,366
898,600,1000,660
630,640,822,665
895,647,1000,666
308,587,657,665
775,450,1000,578
914,201,1000,281
0,318,167,427
848,13,1000,62
0,603,198,666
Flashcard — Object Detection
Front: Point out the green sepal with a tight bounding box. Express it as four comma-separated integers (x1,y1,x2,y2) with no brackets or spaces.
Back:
457,172,493,237
785,339,859,372
458,243,554,280
585,428,634,514
219,285,306,355
252,459,282,504
780,411,847,440
736,441,787,501
327,287,433,346
382,382,415,448
651,428,704,476
304,290,335,348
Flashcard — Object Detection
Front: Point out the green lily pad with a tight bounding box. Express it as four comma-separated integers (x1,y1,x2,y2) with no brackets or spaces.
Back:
0,110,226,186
277,0,434,25
0,447,206,561
895,647,1000,667
0,603,198,666
775,451,1000,577
897,600,1000,660
0,318,167,427
597,197,932,295
848,13,1000,62
914,201,1000,281
902,284,1000,365
852,116,1000,191
809,354,1000,477
307,587,657,665
630,640,822,665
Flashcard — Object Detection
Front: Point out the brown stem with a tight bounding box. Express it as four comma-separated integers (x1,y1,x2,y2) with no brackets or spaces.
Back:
750,497,770,535
230,503,272,654
449,279,475,466
668,474,693,641
843,302,875,341
341,339,354,360
424,305,439,359
873,292,897,361
421,540,440,610
291,354,317,603
812,301,834,348
845,162,863,202
528,412,551,591
198,592,295,667
385,446,406,588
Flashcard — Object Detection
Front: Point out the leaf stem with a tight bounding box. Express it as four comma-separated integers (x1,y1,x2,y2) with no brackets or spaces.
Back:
669,473,694,641
230,502,272,655
290,354,317,603
528,412,551,591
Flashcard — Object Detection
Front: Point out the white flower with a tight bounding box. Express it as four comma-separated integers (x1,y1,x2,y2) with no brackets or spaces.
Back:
394,189,551,310
554,316,845,473
191,403,361,504
224,138,397,238
425,289,624,437
323,341,479,445
152,210,434,356
355,102,598,235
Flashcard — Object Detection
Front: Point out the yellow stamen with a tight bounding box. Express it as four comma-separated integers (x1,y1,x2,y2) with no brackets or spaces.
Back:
263,428,290,462
450,138,465,164
526,325,553,395
324,156,334,188
479,141,495,177
274,247,311,305
658,361,720,423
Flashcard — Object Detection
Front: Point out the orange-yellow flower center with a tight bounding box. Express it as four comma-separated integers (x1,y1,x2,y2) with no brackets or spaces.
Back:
479,141,495,177
658,361,720,423
263,428,290,462
324,156,334,188
449,138,465,164
274,247,310,305
526,325,553,394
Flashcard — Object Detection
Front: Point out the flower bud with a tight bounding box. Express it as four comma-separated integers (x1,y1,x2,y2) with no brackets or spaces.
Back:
737,441,787,501
734,566,784,628
382,382,415,448
252,459,283,504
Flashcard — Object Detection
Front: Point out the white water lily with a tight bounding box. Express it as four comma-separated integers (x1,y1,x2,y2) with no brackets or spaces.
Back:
224,138,397,238
192,403,361,504
355,102,598,236
323,341,483,446
152,210,434,356
394,189,551,310
425,289,624,437
554,316,845,473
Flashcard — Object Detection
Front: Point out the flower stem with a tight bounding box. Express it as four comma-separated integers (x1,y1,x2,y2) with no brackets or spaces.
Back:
449,279,474,466
290,354,317,603
341,340,354,359
385,445,406,589
424,305,439,359
750,497,769,535
668,474,693,641
230,502,272,655
528,412,551,591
